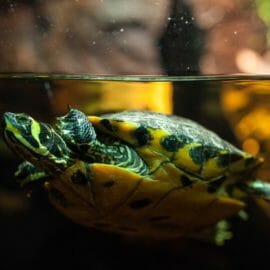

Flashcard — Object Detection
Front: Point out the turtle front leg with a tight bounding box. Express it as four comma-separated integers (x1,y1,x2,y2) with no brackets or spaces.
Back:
15,161,50,187
188,219,233,246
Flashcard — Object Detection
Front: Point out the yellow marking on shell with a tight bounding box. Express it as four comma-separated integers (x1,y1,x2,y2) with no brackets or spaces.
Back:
92,115,175,158
147,128,174,157
229,152,260,173
151,162,184,186
174,143,202,173
88,116,99,122
90,116,177,171
112,120,139,144
244,153,256,162
202,158,226,179
136,146,169,171
89,116,138,144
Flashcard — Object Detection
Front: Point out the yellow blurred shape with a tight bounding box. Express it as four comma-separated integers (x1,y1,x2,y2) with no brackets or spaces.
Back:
235,121,250,139
99,81,173,114
236,108,270,140
221,89,249,113
53,80,173,115
242,138,260,155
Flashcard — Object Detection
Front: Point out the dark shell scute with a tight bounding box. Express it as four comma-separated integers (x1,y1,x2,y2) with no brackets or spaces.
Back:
207,176,226,193
50,188,68,208
217,153,230,167
129,198,152,209
133,126,151,146
100,119,114,132
71,170,89,185
245,156,256,167
180,175,193,187
189,146,218,165
217,152,244,168
102,180,115,188
160,135,183,152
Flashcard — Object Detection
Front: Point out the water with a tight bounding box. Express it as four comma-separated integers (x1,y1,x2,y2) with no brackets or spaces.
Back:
1,74,270,175
2,74,270,194
1,74,270,268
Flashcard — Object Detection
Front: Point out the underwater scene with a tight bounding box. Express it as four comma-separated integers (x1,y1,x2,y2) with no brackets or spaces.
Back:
1,0,270,269
1,75,270,269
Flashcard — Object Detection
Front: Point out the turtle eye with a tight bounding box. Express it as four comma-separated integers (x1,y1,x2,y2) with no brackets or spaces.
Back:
16,114,30,122
13,114,33,130
39,123,53,147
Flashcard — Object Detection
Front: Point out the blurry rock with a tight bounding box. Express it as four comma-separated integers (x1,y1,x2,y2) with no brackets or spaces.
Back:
0,1,171,74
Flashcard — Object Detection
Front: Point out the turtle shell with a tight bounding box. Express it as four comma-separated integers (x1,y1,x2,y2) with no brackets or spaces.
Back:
88,111,262,183
4,109,267,242
45,161,245,239
40,110,251,240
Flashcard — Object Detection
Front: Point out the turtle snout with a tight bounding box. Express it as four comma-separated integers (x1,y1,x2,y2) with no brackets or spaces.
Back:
2,112,18,131
2,112,14,127
3,112,32,129
2,113,8,129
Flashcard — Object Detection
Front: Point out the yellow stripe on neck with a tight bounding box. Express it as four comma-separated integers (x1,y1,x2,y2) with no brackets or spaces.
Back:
31,119,41,144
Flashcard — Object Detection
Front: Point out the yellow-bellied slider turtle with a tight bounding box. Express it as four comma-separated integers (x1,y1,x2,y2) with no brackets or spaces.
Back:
2,109,270,244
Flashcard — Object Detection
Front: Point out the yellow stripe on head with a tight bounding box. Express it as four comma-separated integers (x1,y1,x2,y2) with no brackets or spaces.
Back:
4,116,33,150
4,114,48,156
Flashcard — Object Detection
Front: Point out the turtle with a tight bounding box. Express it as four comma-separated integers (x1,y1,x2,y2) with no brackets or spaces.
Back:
2,108,270,245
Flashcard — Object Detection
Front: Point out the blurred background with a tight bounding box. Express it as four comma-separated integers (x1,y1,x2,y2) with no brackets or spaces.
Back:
0,0,269,74
1,0,270,269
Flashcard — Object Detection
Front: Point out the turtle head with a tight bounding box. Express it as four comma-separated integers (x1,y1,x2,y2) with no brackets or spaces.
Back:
2,112,72,175
56,108,97,152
